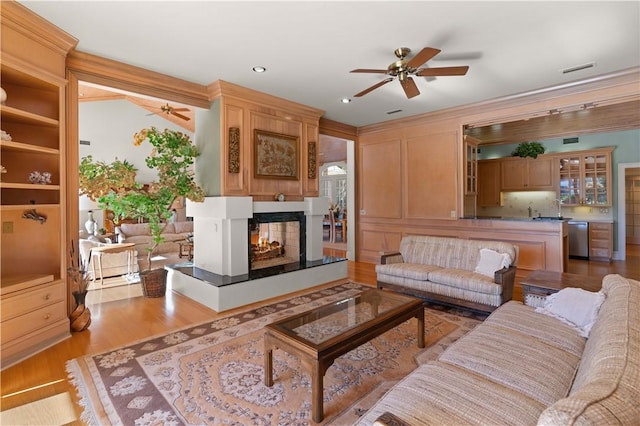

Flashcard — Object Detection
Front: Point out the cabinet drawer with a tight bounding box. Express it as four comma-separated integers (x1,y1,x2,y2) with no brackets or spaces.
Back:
590,239,610,249
0,300,67,342
1,281,65,322
590,229,610,239
589,223,611,230
590,248,611,258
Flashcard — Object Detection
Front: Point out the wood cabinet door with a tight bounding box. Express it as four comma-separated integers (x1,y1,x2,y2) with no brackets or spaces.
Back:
478,160,502,206
527,157,554,190
501,157,527,190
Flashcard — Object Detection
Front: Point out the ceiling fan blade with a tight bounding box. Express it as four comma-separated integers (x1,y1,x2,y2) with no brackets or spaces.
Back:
172,107,190,112
350,69,388,74
354,77,394,97
400,76,420,99
406,47,441,69
416,66,469,77
171,111,191,121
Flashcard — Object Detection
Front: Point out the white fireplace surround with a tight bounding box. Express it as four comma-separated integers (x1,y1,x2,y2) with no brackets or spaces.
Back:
168,196,347,311
185,196,327,276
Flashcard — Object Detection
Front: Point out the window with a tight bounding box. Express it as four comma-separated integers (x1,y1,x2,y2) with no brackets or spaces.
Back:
320,162,347,211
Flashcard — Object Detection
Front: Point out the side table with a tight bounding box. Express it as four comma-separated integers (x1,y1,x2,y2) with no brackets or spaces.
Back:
178,241,193,261
90,243,136,283
520,270,602,307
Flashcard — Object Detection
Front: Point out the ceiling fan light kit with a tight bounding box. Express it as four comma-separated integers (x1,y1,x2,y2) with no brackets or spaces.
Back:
351,47,470,99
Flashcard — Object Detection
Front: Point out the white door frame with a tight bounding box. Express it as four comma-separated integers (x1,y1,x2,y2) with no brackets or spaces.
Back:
617,162,640,260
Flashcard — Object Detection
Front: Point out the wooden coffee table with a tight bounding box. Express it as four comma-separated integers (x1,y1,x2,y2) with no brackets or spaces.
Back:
521,270,602,306
264,288,424,422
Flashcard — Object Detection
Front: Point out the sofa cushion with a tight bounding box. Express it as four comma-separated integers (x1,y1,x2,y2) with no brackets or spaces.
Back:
535,287,605,337
484,301,586,357
398,235,516,272
439,321,582,407
474,248,511,277
354,361,545,426
427,269,502,295
375,263,442,281
539,274,640,425
173,221,193,234
119,223,150,237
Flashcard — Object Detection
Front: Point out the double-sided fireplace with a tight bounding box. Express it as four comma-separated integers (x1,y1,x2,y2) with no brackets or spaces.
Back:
249,211,306,272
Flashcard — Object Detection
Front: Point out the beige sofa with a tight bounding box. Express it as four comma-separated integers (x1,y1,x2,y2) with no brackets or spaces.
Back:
356,274,640,425
376,235,518,312
115,221,193,255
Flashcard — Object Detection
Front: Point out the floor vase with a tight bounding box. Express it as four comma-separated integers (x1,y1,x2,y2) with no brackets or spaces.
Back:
70,290,91,331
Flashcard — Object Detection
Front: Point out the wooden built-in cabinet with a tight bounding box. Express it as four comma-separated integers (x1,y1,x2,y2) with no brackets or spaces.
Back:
1,2,76,369
477,159,503,207
556,147,613,206
464,138,478,195
500,156,554,191
589,222,613,262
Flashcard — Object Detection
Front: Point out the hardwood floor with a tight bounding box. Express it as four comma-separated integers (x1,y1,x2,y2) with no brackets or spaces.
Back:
1,245,638,422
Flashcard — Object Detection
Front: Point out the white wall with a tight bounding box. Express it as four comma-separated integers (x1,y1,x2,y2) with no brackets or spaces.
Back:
78,99,194,231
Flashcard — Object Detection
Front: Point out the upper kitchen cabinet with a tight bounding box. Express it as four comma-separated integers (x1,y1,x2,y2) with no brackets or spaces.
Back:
477,159,502,206
557,147,613,206
500,155,554,191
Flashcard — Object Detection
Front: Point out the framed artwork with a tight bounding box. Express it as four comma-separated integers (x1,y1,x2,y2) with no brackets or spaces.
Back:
253,130,299,179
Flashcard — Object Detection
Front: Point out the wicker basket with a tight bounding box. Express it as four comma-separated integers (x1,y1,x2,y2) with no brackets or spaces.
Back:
140,268,168,298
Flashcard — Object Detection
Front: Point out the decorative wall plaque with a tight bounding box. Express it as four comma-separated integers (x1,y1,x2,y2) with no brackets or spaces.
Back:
308,141,317,179
228,127,240,173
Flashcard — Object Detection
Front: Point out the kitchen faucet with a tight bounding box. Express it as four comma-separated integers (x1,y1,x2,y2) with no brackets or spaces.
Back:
555,199,563,218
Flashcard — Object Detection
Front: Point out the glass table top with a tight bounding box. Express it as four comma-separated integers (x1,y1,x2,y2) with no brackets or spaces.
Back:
267,288,421,345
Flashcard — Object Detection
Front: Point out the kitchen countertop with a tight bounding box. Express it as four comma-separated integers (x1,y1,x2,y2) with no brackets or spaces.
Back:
463,216,573,222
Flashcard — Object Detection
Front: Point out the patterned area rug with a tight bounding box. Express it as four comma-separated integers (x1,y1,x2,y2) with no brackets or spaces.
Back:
67,282,483,425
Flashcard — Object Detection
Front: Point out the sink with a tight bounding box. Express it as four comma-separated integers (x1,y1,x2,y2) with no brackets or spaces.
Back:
532,216,565,220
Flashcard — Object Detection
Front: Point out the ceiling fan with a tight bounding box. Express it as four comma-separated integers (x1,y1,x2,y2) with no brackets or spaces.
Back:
148,103,191,121
350,47,469,99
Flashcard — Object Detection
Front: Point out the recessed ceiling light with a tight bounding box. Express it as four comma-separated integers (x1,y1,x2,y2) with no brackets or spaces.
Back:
340,98,351,104
252,66,266,73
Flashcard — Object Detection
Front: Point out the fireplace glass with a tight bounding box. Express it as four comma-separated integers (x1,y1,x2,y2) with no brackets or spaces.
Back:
249,211,305,271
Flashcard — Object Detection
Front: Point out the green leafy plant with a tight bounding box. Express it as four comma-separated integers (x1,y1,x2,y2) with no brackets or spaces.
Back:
79,127,205,271
512,141,545,158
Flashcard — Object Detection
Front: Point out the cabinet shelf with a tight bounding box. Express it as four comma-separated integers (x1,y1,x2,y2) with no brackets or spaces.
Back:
1,140,59,155
0,183,60,190
0,274,55,296
0,105,59,127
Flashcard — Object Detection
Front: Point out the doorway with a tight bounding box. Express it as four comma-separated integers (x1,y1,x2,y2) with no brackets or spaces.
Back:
617,163,640,260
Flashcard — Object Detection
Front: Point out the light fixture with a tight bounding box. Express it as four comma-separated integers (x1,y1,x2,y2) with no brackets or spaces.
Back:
340,98,351,104
252,66,266,73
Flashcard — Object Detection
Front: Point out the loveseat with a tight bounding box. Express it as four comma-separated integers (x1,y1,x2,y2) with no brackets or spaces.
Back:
357,274,640,425
376,235,518,312
115,221,193,255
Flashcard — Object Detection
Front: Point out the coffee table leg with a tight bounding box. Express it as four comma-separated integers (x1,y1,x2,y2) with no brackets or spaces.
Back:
417,308,425,348
264,338,273,387
311,361,324,422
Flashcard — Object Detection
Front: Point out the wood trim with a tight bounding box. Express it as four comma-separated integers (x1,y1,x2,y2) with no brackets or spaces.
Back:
319,118,358,140
208,80,324,121
359,67,640,134
66,50,210,108
1,0,78,55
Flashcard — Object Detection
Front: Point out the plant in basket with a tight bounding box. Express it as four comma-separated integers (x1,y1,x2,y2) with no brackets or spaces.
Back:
78,127,205,297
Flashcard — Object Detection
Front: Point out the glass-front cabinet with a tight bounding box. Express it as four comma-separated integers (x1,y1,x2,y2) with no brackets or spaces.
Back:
557,147,613,206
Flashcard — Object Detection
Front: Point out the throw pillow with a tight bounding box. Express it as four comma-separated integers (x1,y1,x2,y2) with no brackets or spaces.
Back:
474,248,512,278
535,287,605,338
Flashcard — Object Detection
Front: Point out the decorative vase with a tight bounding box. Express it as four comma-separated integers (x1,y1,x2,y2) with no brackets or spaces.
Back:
85,210,97,235
0,86,6,105
70,290,91,331
140,268,168,298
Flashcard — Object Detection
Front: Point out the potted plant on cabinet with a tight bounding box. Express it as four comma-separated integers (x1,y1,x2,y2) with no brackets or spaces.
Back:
78,127,205,297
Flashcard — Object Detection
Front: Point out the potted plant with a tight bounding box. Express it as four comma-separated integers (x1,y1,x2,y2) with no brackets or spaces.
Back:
512,141,545,158
78,127,205,297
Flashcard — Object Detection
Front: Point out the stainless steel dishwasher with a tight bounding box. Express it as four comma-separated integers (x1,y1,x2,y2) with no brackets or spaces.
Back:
568,221,589,259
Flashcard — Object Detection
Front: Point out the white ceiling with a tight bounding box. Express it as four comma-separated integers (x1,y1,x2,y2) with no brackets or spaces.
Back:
19,1,640,128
